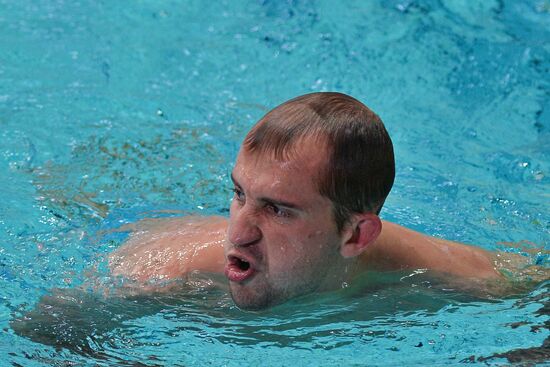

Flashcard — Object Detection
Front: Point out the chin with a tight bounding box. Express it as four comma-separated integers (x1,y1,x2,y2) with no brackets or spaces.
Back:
229,283,277,311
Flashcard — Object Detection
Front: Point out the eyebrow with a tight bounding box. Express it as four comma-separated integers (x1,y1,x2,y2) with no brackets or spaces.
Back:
230,172,303,210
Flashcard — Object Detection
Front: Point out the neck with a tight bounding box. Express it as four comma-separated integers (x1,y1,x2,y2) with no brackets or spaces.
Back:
318,258,360,292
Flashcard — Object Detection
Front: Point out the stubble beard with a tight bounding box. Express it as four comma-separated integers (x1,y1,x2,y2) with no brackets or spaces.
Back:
228,278,277,311
228,268,323,311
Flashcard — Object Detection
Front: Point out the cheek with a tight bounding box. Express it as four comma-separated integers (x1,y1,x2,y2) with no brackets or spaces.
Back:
264,234,303,268
263,220,339,268
266,232,327,271
305,229,330,241
302,227,339,255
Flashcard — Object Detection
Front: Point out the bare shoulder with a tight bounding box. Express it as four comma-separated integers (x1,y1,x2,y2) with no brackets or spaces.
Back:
109,215,228,284
361,221,502,280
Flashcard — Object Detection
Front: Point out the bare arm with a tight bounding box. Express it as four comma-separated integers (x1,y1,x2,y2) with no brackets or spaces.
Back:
361,221,502,279
109,216,227,284
11,216,229,347
110,216,504,287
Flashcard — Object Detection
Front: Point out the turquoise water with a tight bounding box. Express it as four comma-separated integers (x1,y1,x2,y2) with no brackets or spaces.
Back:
1,0,549,366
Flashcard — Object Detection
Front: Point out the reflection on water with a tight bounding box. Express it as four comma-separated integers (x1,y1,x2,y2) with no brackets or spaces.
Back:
28,126,235,228
2,0,549,365
11,272,231,357
11,265,548,365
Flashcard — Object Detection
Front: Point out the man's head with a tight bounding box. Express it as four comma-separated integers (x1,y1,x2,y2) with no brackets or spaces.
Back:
224,92,395,310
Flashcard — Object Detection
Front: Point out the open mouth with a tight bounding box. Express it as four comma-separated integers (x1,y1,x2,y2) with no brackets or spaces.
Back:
234,257,250,271
225,255,256,282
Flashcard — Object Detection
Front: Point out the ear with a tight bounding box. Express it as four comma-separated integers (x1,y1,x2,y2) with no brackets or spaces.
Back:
339,213,382,258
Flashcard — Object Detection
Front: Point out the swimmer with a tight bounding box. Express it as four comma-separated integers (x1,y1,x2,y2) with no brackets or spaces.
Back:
109,92,509,310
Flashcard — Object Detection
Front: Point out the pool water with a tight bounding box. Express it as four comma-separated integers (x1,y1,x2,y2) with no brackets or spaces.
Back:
1,0,549,365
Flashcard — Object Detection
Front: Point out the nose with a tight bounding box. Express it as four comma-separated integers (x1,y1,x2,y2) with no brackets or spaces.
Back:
227,202,261,247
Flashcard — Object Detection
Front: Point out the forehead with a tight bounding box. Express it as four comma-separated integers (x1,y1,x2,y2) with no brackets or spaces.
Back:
236,137,327,175
233,139,329,203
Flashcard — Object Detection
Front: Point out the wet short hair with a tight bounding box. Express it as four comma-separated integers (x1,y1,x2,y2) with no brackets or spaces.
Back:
243,92,395,231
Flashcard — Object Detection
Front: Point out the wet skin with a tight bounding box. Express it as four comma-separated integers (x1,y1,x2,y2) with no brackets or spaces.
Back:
110,140,503,309
225,144,357,310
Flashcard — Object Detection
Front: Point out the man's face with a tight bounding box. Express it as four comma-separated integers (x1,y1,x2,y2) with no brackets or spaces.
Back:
225,140,350,310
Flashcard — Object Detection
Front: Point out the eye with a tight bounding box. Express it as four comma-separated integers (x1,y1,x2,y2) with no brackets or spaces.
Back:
232,187,245,203
266,203,290,218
